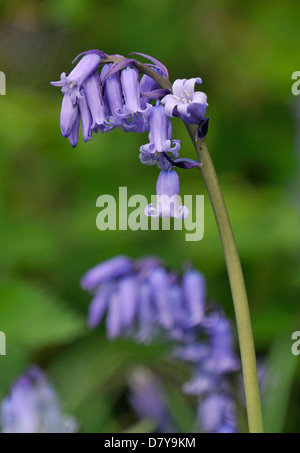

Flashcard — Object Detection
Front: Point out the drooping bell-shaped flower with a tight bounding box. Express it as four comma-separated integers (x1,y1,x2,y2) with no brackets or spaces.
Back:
60,94,79,137
208,318,240,374
145,169,189,219
139,103,180,167
1,367,77,433
182,270,206,326
83,71,109,133
101,64,125,127
77,89,92,143
148,266,173,329
114,67,152,133
81,255,134,291
120,67,152,117
198,394,237,433
136,282,155,343
51,53,102,105
162,78,208,125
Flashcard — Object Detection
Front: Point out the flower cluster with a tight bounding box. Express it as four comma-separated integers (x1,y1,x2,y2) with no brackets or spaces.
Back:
1,367,77,433
81,255,240,433
51,50,208,219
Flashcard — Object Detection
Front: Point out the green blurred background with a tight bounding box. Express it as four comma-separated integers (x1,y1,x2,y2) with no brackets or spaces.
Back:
0,0,299,433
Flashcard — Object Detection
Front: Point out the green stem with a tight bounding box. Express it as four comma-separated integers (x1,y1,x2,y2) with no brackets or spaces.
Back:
106,57,263,432
186,125,264,433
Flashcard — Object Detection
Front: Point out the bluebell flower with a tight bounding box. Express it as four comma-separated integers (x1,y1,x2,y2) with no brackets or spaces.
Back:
51,53,102,105
1,367,77,433
198,394,237,433
60,93,79,138
162,78,208,125
145,169,189,219
208,318,240,374
128,367,176,433
139,103,180,167
119,67,152,117
78,89,92,143
182,270,206,326
101,64,125,128
81,255,134,291
84,71,110,133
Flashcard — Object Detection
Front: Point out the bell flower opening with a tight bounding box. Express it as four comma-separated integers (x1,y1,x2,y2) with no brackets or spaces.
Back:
162,78,208,125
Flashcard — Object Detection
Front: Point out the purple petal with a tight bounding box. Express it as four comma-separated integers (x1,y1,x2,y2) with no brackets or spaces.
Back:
183,77,202,96
68,54,102,86
137,282,154,343
104,73,124,122
120,66,141,114
101,59,136,85
80,256,133,291
72,49,107,64
84,72,107,130
182,270,206,326
78,91,92,142
68,115,80,148
148,267,173,329
118,276,138,329
172,79,186,97
141,89,170,100
106,292,122,339
156,170,180,197
129,52,169,77
60,94,78,137
88,284,112,328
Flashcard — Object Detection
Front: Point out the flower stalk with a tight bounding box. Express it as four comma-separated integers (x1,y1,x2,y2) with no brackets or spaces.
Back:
131,61,264,433
185,128,264,433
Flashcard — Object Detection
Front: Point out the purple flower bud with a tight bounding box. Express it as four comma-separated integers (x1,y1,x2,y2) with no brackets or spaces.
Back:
162,78,208,125
209,318,240,374
83,71,108,132
198,394,237,433
148,267,173,329
182,270,206,326
106,291,122,339
102,67,124,125
118,275,138,330
51,53,102,105
120,67,151,115
77,90,92,142
145,170,189,219
88,284,113,329
136,282,155,343
81,256,133,291
60,94,78,137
